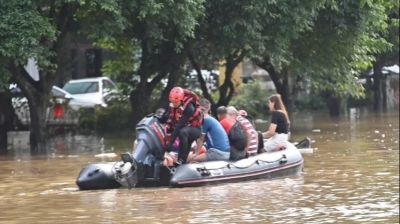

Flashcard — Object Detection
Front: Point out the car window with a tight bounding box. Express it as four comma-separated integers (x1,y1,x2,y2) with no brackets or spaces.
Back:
102,80,115,92
63,81,99,94
51,87,66,98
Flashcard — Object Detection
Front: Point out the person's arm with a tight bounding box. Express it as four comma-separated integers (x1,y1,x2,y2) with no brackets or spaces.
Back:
263,123,277,138
189,132,206,162
238,118,251,153
158,109,169,124
168,103,195,150
195,133,206,154
263,111,278,138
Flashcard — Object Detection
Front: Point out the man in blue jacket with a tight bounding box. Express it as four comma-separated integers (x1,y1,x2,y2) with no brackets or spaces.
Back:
189,98,230,162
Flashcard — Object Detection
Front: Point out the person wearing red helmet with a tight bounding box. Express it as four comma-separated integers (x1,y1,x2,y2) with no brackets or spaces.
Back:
165,87,203,165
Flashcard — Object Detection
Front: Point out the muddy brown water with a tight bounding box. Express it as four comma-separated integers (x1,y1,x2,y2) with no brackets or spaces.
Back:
0,110,398,223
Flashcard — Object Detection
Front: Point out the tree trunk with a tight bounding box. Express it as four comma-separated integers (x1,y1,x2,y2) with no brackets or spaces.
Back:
0,92,14,154
322,91,347,117
130,84,152,127
217,52,245,107
373,62,385,112
129,41,186,127
186,48,217,113
327,96,341,117
157,68,182,110
217,58,234,106
27,95,49,152
256,57,293,113
9,64,52,153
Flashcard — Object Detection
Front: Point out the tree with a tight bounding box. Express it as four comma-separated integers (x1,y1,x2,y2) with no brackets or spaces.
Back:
0,73,14,153
255,0,393,116
97,0,205,126
369,0,399,112
1,1,56,152
187,0,324,113
0,0,122,152
251,0,325,112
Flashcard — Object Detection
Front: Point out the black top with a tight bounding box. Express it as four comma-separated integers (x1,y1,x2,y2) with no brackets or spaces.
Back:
271,111,289,134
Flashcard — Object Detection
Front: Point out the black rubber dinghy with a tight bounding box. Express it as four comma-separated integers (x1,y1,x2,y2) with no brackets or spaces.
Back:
76,115,307,190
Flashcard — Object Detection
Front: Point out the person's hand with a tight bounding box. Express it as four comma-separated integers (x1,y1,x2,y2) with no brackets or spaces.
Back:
163,152,177,166
187,151,195,162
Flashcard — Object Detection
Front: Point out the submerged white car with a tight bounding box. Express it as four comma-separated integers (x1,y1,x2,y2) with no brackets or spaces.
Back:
10,85,82,126
63,77,118,109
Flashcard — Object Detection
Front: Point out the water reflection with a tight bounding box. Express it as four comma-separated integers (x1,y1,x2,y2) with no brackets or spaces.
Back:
0,111,398,223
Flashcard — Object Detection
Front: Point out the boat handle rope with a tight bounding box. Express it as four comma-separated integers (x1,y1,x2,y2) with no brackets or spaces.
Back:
197,154,287,171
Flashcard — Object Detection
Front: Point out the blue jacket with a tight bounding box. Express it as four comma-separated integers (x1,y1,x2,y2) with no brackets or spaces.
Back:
201,115,230,152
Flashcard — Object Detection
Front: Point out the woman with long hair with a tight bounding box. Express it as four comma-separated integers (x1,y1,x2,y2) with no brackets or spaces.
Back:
262,94,290,151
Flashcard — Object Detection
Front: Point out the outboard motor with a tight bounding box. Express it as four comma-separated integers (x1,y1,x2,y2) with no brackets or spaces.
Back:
127,115,167,185
113,153,139,188
76,115,167,190
76,163,121,190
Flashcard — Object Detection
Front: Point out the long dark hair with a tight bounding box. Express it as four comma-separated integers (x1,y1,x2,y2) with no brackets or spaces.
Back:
269,94,290,124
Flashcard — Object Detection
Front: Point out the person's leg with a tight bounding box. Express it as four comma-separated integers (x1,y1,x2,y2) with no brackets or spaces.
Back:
190,151,207,162
257,131,264,154
177,126,201,164
206,148,230,161
264,138,277,151
264,134,288,151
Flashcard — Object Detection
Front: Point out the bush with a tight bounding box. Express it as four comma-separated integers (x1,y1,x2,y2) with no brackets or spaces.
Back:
95,100,133,132
78,108,96,131
294,94,327,111
77,99,133,132
229,81,274,118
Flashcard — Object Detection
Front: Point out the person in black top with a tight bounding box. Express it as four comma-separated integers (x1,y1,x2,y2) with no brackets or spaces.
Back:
262,94,290,151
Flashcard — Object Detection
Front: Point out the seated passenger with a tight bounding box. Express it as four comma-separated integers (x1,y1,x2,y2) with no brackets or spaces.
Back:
189,99,230,162
238,109,254,126
263,94,290,151
239,109,264,153
217,106,247,161
227,106,259,157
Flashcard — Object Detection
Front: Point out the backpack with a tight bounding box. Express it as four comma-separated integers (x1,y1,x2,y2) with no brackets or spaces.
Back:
228,121,248,151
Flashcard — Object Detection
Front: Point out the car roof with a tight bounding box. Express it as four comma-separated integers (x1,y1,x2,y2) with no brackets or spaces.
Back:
66,77,112,83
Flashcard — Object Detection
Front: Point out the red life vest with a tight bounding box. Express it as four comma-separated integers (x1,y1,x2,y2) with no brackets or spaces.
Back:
167,90,203,131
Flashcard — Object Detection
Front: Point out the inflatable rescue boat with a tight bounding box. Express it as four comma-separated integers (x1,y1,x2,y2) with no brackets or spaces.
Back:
76,115,309,190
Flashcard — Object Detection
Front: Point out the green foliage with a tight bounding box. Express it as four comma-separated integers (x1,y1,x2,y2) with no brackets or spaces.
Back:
295,94,328,111
78,100,133,132
189,0,325,105
78,108,97,131
127,0,205,50
96,37,141,95
0,1,56,67
95,100,133,132
229,81,274,118
373,0,399,63
286,0,392,98
0,68,11,91
96,0,206,103
76,0,126,39
1,0,397,134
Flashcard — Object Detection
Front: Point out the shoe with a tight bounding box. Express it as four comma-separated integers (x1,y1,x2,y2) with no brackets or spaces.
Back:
173,159,184,167
121,153,133,163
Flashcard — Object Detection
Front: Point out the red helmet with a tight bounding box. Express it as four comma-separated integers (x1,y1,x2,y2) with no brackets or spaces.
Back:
169,87,184,104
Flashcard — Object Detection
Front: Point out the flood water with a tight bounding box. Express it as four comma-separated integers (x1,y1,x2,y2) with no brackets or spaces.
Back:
0,110,398,223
